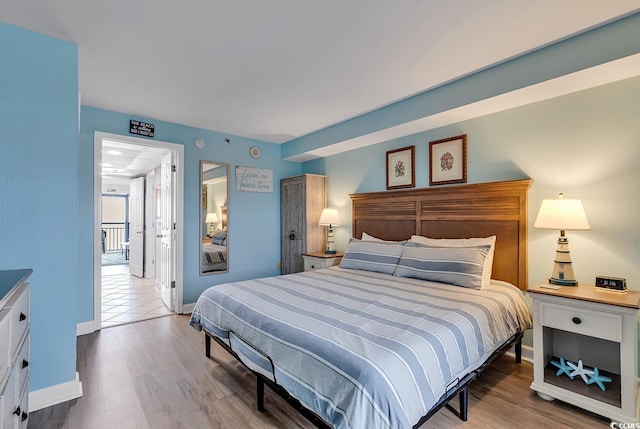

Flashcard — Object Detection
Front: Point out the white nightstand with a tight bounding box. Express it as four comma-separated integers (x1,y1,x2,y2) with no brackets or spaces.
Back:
302,252,343,271
528,282,640,423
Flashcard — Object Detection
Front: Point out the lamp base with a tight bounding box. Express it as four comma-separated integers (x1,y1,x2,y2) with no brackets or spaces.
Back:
324,250,337,255
549,277,578,286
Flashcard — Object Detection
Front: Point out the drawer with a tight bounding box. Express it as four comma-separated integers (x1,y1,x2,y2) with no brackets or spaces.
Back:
16,337,29,399
17,387,28,429
303,257,341,271
7,285,29,359
541,302,621,342
1,362,17,429
0,308,10,383
304,259,322,271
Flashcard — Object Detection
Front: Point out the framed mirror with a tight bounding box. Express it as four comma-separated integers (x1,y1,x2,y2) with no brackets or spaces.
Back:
200,161,229,275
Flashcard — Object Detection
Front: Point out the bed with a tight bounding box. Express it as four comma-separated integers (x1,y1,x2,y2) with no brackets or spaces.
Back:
202,242,227,272
190,179,533,428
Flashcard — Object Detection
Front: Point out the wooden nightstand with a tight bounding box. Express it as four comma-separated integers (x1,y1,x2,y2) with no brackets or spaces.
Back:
302,252,343,271
528,282,640,423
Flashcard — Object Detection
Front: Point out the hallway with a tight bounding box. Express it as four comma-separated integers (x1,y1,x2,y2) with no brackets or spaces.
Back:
101,264,171,328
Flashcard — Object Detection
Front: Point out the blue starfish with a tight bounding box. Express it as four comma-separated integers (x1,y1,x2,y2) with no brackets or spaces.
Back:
586,367,612,391
550,357,574,379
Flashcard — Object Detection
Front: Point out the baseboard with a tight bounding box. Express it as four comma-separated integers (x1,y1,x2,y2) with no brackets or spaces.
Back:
76,320,97,336
505,344,534,364
29,372,83,412
180,302,195,314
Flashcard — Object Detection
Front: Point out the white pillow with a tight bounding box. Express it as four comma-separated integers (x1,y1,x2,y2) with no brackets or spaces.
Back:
409,235,496,288
362,232,385,241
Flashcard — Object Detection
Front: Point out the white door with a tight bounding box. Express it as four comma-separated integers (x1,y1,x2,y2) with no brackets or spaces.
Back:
129,177,145,277
144,171,156,279
154,187,162,288
160,153,175,310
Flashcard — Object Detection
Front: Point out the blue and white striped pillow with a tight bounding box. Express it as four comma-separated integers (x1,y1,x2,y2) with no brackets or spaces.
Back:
394,242,490,289
339,239,406,274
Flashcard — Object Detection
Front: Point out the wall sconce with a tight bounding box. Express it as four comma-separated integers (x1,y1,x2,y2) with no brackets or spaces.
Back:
534,193,590,286
205,212,219,237
319,208,341,254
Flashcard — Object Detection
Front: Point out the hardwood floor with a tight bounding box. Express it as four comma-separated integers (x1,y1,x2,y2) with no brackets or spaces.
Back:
29,315,611,428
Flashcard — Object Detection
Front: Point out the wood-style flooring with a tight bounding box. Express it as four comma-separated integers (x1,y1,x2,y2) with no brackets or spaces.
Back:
28,315,611,428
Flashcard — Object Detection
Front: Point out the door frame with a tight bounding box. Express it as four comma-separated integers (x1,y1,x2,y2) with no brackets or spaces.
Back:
93,131,185,331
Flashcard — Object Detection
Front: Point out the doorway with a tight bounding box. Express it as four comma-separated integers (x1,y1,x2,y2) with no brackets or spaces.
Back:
93,131,184,331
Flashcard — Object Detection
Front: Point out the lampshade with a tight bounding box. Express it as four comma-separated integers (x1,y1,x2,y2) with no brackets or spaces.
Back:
534,194,590,231
318,208,341,226
205,213,219,224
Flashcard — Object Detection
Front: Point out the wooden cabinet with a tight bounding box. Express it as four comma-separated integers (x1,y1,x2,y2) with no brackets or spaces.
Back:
302,252,343,271
281,174,326,274
0,269,31,429
528,282,640,423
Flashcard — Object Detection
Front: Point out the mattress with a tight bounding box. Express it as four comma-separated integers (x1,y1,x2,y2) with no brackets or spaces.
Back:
189,266,532,428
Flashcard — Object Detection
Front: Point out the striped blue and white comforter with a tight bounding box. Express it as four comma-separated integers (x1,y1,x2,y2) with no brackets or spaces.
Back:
189,267,532,429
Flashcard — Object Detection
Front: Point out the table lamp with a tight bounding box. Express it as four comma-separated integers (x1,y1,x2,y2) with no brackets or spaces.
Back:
319,208,341,254
205,212,219,237
534,193,590,286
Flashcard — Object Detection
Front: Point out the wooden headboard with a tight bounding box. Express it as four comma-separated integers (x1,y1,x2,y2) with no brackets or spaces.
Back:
350,179,532,290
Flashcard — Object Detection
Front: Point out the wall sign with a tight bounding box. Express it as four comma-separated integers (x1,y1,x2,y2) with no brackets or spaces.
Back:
236,166,273,193
129,120,155,137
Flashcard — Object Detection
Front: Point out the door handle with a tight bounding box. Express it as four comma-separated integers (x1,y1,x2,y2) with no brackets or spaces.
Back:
288,230,296,240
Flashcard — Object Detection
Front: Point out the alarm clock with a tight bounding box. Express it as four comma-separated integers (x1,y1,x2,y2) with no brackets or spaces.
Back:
595,275,627,291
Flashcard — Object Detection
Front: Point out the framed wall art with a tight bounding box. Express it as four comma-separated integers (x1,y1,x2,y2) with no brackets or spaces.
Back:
202,185,208,209
429,134,467,186
386,146,415,190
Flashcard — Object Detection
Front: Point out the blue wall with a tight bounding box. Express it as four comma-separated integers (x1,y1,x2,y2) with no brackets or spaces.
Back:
303,76,640,292
77,106,301,322
0,23,79,391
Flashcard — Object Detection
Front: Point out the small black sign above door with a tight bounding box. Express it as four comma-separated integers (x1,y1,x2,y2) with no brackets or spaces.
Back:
129,120,155,137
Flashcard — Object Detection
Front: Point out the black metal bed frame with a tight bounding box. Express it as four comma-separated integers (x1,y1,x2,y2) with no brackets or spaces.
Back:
204,330,524,428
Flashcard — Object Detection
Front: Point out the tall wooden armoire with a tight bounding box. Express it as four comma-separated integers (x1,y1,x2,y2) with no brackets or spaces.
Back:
280,174,327,274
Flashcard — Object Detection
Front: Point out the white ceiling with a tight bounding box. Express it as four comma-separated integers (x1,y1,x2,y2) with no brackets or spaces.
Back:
101,139,169,184
1,1,639,146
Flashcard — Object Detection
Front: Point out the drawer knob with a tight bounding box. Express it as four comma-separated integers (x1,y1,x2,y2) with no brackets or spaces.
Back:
22,359,29,369
13,406,21,416
19,312,27,322
572,317,582,325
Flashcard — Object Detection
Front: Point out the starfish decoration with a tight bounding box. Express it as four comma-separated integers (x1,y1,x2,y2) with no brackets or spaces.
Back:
567,359,594,383
586,367,612,391
550,357,574,379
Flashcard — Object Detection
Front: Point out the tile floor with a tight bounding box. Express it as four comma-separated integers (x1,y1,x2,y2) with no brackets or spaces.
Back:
101,264,172,328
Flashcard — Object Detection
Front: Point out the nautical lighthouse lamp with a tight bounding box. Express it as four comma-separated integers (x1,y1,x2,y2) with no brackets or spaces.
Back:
319,208,341,254
533,193,590,286
205,212,219,237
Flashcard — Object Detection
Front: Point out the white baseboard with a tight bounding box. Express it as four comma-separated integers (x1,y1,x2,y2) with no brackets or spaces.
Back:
505,344,534,364
180,302,195,314
76,320,97,336
29,372,83,412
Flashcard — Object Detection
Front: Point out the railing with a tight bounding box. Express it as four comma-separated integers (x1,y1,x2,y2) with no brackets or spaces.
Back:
101,222,127,252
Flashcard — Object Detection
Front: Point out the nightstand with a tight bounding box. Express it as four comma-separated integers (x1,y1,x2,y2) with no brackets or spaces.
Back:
302,252,343,271
528,282,640,423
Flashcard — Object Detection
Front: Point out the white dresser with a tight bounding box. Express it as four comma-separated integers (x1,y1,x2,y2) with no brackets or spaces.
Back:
0,269,31,429
529,282,640,423
302,252,343,271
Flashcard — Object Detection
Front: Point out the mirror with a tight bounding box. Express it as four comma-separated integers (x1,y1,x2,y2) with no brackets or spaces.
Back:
200,161,229,275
